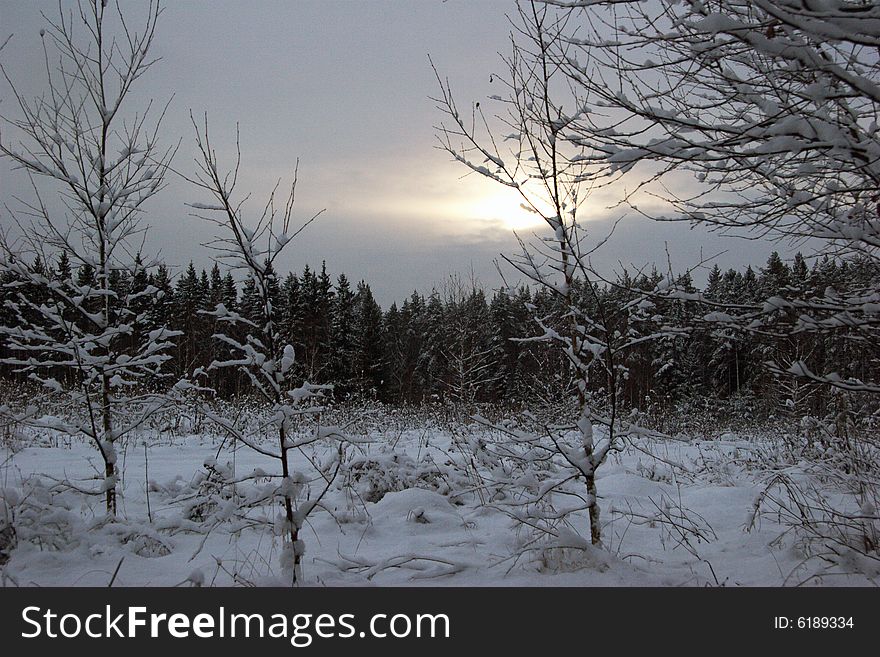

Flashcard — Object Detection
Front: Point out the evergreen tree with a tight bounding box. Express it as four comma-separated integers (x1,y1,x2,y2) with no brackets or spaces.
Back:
147,265,175,331
399,291,427,401
281,272,303,357
127,254,150,357
382,302,406,402
422,290,447,398
791,252,810,296
209,262,224,308
3,245,876,415
742,266,759,302
704,265,723,300
352,281,385,397
329,273,356,393
174,262,205,377
222,272,238,310
760,251,791,296
55,252,72,283
297,264,327,379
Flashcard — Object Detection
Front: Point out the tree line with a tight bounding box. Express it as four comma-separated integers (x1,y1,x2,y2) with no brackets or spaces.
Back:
3,249,876,417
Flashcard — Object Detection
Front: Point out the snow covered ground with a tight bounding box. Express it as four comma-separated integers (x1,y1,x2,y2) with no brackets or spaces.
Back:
0,420,875,587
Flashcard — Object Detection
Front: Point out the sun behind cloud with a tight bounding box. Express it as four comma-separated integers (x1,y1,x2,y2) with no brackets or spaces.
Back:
466,186,547,232
336,160,558,236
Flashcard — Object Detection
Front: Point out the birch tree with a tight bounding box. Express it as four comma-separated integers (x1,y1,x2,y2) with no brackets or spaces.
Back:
186,115,348,585
543,0,880,571
433,1,686,546
0,0,178,516
543,0,880,395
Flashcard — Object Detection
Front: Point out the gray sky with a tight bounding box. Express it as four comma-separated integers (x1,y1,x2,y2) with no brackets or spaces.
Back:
0,0,788,307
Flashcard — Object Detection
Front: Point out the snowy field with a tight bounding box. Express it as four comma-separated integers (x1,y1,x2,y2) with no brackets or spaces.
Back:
2,413,875,587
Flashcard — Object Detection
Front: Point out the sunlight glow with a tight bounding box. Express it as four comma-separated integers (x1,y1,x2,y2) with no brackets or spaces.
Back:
467,187,547,231
349,162,570,236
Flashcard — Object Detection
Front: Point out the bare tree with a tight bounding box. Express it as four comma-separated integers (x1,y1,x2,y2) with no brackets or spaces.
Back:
538,0,880,574
0,0,178,516
438,275,501,406
432,1,685,546
542,0,880,392
186,115,348,585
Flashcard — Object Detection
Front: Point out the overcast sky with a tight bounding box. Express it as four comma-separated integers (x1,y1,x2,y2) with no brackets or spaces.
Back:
0,0,790,307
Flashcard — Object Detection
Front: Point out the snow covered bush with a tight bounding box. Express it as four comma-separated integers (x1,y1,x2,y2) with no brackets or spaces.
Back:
344,451,468,503
0,489,17,565
1,478,83,555
748,470,880,584
746,406,880,582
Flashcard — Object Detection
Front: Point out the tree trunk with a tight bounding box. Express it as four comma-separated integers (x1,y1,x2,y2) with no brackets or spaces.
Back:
279,429,299,585
586,474,601,546
104,460,117,516
102,375,117,516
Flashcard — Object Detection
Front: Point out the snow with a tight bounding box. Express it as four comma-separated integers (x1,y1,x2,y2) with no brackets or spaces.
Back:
1,417,874,587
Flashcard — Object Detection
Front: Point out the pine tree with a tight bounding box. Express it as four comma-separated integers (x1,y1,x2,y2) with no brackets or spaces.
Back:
382,302,405,402
760,252,791,297
652,273,699,403
147,264,175,334
263,260,282,322
55,252,72,283
705,265,723,300
174,263,204,377
422,290,447,399
741,266,759,302
208,268,240,396
329,273,356,394
240,275,262,325
222,272,238,310
352,281,385,397
209,262,224,308
791,252,810,297
281,272,303,361
126,254,150,359
297,264,325,379
198,269,211,311
399,292,427,402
